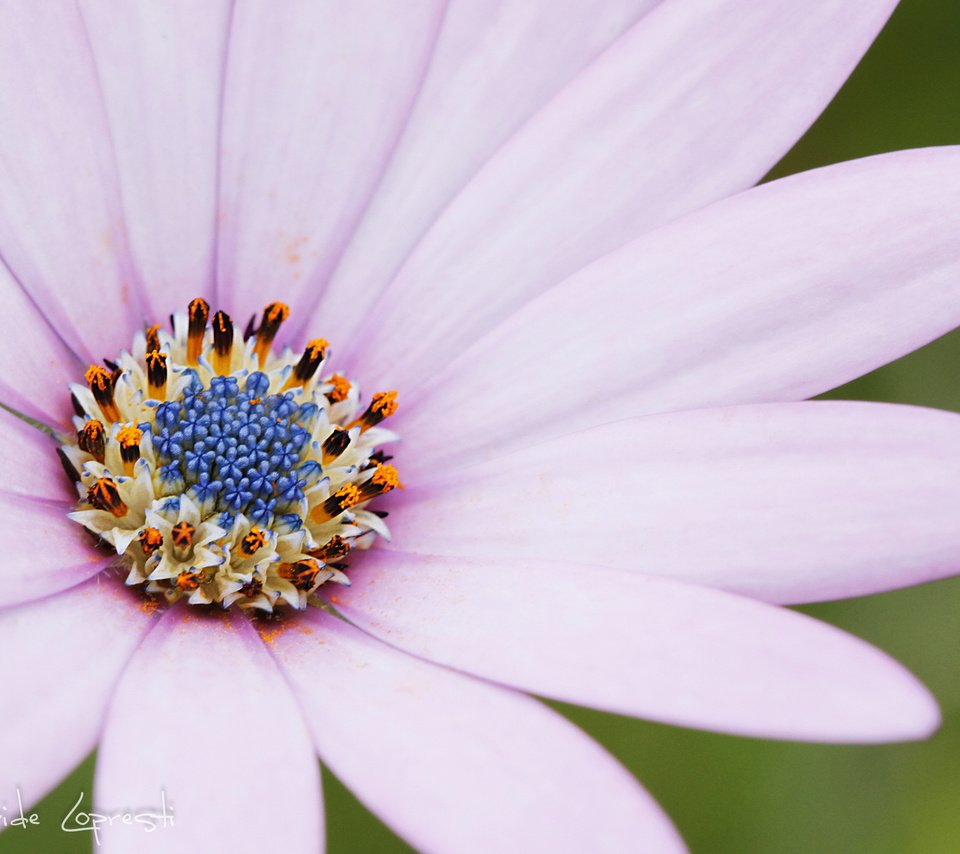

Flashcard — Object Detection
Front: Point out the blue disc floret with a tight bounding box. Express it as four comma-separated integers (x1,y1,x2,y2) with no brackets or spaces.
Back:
152,371,313,526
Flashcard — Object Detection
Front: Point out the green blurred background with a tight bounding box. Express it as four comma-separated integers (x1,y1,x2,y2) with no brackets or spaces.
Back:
4,1,960,851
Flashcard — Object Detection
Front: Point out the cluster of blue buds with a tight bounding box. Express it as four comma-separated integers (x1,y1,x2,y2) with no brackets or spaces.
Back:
153,371,319,526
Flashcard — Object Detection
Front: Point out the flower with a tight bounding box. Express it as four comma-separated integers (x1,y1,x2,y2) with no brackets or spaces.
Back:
1,2,960,852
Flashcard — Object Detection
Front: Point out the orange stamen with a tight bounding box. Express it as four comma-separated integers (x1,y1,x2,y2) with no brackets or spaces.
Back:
117,425,143,476
326,373,351,403
145,324,161,355
139,527,163,556
347,390,398,432
187,298,210,366
78,420,105,463
171,521,195,549
146,350,168,400
85,365,121,423
212,310,234,376
254,302,290,368
310,484,362,523
87,477,127,517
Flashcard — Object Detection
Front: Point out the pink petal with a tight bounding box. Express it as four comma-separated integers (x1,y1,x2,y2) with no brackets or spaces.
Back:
0,265,78,428
0,580,155,812
336,551,938,743
331,0,897,387
78,0,232,315
270,613,685,854
215,0,445,319
0,409,73,502
397,148,960,464
0,4,143,361
0,399,106,608
0,428,106,607
307,0,662,341
95,607,322,852
389,401,960,605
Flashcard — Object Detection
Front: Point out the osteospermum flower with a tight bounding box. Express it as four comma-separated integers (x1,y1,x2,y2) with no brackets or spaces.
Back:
3,2,960,851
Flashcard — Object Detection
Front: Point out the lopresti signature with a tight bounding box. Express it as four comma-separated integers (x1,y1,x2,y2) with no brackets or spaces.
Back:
2,787,174,846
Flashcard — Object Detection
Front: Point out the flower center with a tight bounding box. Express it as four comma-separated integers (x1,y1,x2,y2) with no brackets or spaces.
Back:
154,373,313,526
62,299,401,611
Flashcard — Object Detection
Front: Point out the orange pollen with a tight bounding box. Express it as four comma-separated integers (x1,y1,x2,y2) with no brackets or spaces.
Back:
171,521,196,549
282,337,329,391
78,420,105,462
84,365,109,388
212,310,234,375
321,427,350,464
311,535,350,563
176,571,201,591
278,558,322,592
241,578,263,597
311,483,362,523
333,484,361,508
265,302,290,325
189,297,210,320
307,339,329,361
87,477,127,517
187,297,210,365
145,350,168,393
117,425,143,449
240,528,267,556
139,527,163,555
371,390,399,417
84,365,121,422
347,390,398,431
145,324,161,354
371,463,402,492
254,302,291,367
117,425,143,474
326,373,351,403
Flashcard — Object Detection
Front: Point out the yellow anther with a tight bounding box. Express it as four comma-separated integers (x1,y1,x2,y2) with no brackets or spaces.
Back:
145,324,161,354
85,365,121,423
326,373,351,403
282,338,329,390
146,350,168,400
117,425,143,476
310,535,350,563
139,527,163,555
171,521,196,549
78,420,106,463
239,527,267,557
254,302,291,368
187,298,210,366
87,477,127,517
278,558,322,592
348,390,398,432
212,310,234,376
311,483,362,523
